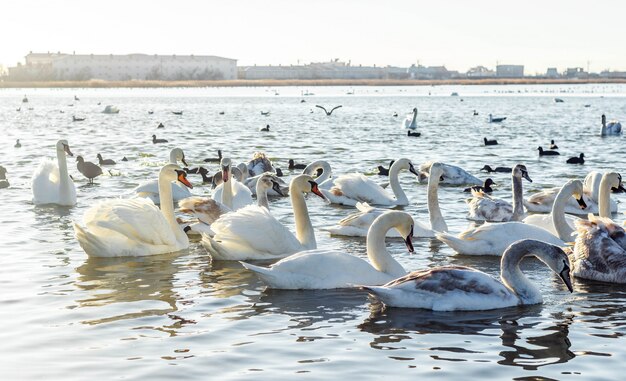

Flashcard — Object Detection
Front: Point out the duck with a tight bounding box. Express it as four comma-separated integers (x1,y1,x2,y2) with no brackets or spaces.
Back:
32,140,76,206
157,122,165,129
121,157,129,162
74,95,80,101
241,211,415,289
473,110,479,116
525,171,622,215
22,95,28,103
362,239,573,311
204,149,223,163
180,173,283,236
377,160,395,176
315,105,342,116
73,164,192,257
523,180,587,240
549,140,559,149
392,112,398,117
219,111,225,115
247,152,274,176
601,114,622,136
488,114,507,123
466,164,531,222
404,108,418,129
321,158,419,207
260,124,270,132
288,159,306,170
463,178,495,194
483,137,498,146
14,139,21,148
570,215,626,283
0,166,9,189
538,147,560,156
152,134,168,144
197,167,213,184
566,153,585,164
407,130,421,137
148,110,154,114
418,161,482,186
323,162,448,238
172,111,183,115
72,116,85,122
202,174,327,260
76,156,103,184
96,153,116,166
480,165,511,173
133,148,192,203
211,158,253,210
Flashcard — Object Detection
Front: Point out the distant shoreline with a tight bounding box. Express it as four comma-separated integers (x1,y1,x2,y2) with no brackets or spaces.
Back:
1,78,626,88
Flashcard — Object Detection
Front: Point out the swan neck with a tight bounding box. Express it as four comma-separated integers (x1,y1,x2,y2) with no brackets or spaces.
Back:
366,214,406,277
411,110,417,125
313,162,332,184
57,148,71,203
221,173,234,209
551,183,574,240
158,173,187,243
598,175,613,218
500,242,543,305
290,188,316,249
511,175,524,221
388,164,408,205
427,173,447,232
256,183,270,210
169,151,177,164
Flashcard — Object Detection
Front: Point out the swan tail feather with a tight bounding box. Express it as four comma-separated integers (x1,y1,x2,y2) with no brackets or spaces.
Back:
436,232,472,253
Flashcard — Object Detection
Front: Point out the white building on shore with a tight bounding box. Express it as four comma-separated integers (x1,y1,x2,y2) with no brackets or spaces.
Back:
8,52,237,81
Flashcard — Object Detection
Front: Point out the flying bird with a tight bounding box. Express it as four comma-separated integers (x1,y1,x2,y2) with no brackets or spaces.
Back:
315,105,342,116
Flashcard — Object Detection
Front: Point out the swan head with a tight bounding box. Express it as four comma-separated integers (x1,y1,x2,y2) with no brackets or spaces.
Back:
220,158,232,183
160,164,193,189
564,179,587,210
258,173,285,196
303,160,331,178
507,240,573,293
290,174,326,201
429,162,445,183
603,172,623,193
390,158,419,177
389,211,415,253
513,164,532,182
56,139,73,157
236,162,249,180
170,148,188,167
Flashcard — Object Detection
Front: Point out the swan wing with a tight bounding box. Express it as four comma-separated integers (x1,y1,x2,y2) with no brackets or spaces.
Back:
134,180,192,201
466,194,513,222
83,198,177,246
207,205,303,259
365,266,516,311
523,213,578,236
179,196,231,225
241,249,395,289
332,173,395,205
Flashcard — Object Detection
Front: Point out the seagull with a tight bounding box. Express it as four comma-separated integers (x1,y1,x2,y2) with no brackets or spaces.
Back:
315,105,342,116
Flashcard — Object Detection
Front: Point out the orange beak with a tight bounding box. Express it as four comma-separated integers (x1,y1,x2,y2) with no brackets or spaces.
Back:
309,181,327,201
177,171,193,189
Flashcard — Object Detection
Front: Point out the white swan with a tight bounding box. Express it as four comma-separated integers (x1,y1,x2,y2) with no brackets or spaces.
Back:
322,162,448,238
601,114,622,136
211,158,253,210
241,211,415,289
466,164,530,222
525,171,619,215
202,174,327,260
418,161,482,186
571,215,626,283
523,180,586,239
363,239,573,311
179,173,284,235
133,147,192,203
404,108,418,129
73,164,192,257
321,158,419,207
597,172,623,218
32,139,77,206
302,160,333,189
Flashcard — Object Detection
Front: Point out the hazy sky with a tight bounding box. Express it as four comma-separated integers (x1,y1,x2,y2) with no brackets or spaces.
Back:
2,0,625,74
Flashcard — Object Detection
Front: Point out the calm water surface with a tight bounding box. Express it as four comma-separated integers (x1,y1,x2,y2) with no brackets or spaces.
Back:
1,85,626,380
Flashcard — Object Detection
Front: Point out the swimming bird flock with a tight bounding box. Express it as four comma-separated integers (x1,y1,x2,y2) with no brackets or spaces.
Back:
8,94,626,314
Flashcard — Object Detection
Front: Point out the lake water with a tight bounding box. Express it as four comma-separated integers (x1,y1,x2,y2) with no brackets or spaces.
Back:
1,84,626,380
